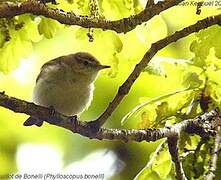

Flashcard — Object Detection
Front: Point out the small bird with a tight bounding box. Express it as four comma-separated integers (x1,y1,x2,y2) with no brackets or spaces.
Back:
24,52,110,127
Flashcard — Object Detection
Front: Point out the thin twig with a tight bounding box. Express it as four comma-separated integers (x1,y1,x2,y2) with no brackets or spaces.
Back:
192,137,208,175
94,14,221,126
0,0,183,33
168,136,187,180
205,126,221,180
0,93,219,142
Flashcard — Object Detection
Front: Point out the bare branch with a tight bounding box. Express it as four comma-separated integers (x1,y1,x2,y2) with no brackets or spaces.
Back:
0,0,183,33
192,137,208,173
168,136,187,180
0,92,219,143
94,14,221,126
205,126,221,180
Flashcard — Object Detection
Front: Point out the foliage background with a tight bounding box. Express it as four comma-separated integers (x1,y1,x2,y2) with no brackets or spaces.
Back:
0,0,221,179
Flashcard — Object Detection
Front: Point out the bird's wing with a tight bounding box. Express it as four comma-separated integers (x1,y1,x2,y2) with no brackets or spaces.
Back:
36,56,65,83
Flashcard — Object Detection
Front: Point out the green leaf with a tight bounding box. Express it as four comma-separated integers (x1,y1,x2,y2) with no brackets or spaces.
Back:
182,136,212,179
135,141,172,180
182,72,203,89
135,168,161,180
135,16,167,45
76,0,90,15
0,15,41,73
144,62,166,77
38,17,62,39
190,25,221,67
152,154,172,179
121,88,190,125
138,110,156,128
155,102,169,122
106,53,119,78
96,31,123,77
17,15,42,43
133,0,143,14
66,0,74,4
101,0,135,20
75,28,88,40
0,36,32,73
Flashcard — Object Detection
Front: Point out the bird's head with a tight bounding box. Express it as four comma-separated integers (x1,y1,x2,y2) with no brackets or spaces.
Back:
66,52,110,77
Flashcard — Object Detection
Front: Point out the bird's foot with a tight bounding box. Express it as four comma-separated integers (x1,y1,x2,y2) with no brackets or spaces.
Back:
0,91,5,95
87,120,100,133
47,105,59,124
49,105,56,116
69,115,77,126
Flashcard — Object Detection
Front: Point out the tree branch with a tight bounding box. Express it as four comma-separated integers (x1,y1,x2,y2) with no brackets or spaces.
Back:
0,0,183,33
0,92,219,143
94,14,221,126
168,136,187,180
145,0,155,9
205,126,221,180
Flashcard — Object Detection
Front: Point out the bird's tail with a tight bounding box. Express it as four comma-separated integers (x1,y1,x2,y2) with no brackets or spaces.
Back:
23,117,43,127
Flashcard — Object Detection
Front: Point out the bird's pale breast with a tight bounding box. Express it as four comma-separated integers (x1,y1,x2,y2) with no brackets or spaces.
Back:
33,68,94,116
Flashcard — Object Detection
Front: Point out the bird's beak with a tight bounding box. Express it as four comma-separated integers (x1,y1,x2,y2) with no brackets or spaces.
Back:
98,65,111,70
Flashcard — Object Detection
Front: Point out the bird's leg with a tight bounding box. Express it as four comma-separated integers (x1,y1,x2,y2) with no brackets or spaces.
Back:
87,120,100,133
0,91,5,95
69,115,77,126
49,105,56,116
46,105,59,124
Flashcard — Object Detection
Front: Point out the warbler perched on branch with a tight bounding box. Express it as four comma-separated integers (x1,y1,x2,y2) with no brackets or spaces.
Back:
24,52,110,127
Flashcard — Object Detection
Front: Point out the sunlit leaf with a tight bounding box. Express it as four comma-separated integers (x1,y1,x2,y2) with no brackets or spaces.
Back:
135,16,167,45
101,0,135,20
152,152,172,179
135,140,172,180
17,15,42,43
138,110,156,128
135,168,161,180
121,88,190,125
144,61,166,77
155,102,169,122
183,135,212,179
133,0,143,13
75,28,88,40
190,25,221,67
185,95,199,116
0,15,41,73
106,53,119,78
0,35,32,73
182,72,203,89
38,17,63,39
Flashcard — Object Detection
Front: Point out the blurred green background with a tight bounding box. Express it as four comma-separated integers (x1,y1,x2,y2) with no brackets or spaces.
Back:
0,0,220,179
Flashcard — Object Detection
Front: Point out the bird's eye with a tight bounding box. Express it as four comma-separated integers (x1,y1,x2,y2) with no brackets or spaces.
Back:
83,61,89,65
